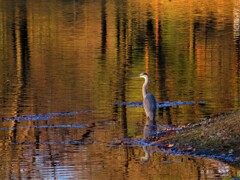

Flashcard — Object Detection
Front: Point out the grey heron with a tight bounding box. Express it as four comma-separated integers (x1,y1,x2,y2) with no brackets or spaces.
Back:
139,72,157,162
139,72,157,121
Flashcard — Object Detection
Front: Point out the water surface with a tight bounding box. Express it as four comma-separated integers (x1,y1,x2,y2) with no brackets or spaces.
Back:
0,0,240,179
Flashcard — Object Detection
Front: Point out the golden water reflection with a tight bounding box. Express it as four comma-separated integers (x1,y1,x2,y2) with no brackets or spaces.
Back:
0,0,240,179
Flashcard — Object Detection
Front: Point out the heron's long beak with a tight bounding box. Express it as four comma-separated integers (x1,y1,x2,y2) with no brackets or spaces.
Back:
134,75,141,78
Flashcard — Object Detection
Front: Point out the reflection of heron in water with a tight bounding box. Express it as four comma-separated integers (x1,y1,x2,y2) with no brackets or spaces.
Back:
140,146,150,162
140,118,157,162
139,72,157,162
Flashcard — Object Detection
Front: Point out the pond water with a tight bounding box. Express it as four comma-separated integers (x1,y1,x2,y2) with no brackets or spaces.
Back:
0,0,240,179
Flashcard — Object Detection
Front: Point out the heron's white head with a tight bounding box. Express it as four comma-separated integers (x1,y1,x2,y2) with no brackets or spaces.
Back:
139,72,149,80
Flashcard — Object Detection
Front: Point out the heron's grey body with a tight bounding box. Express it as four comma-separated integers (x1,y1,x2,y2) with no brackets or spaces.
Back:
139,72,157,121
143,94,157,121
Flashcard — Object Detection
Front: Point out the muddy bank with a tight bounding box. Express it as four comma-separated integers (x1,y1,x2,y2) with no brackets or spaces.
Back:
154,110,240,166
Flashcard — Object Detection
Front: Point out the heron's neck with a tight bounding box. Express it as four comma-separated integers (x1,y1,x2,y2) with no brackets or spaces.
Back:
142,77,149,98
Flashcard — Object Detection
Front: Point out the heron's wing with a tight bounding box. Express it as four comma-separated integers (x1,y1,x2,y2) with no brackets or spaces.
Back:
143,93,157,120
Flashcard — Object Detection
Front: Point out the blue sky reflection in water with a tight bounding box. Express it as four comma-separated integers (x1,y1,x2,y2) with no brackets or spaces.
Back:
0,0,240,179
